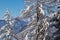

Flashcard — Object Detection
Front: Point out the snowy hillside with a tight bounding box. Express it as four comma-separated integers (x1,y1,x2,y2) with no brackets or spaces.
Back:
0,20,7,28
0,0,60,40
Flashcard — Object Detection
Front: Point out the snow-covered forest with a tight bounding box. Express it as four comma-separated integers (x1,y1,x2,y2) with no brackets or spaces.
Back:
0,0,60,40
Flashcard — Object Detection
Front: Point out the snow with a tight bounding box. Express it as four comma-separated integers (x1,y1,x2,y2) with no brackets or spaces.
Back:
0,0,59,40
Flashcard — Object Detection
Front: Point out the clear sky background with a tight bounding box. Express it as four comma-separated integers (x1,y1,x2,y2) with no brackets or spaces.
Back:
0,0,58,18
0,0,25,18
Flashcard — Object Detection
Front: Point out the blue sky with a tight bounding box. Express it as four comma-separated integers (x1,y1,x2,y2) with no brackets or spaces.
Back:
0,0,25,18
0,0,58,18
